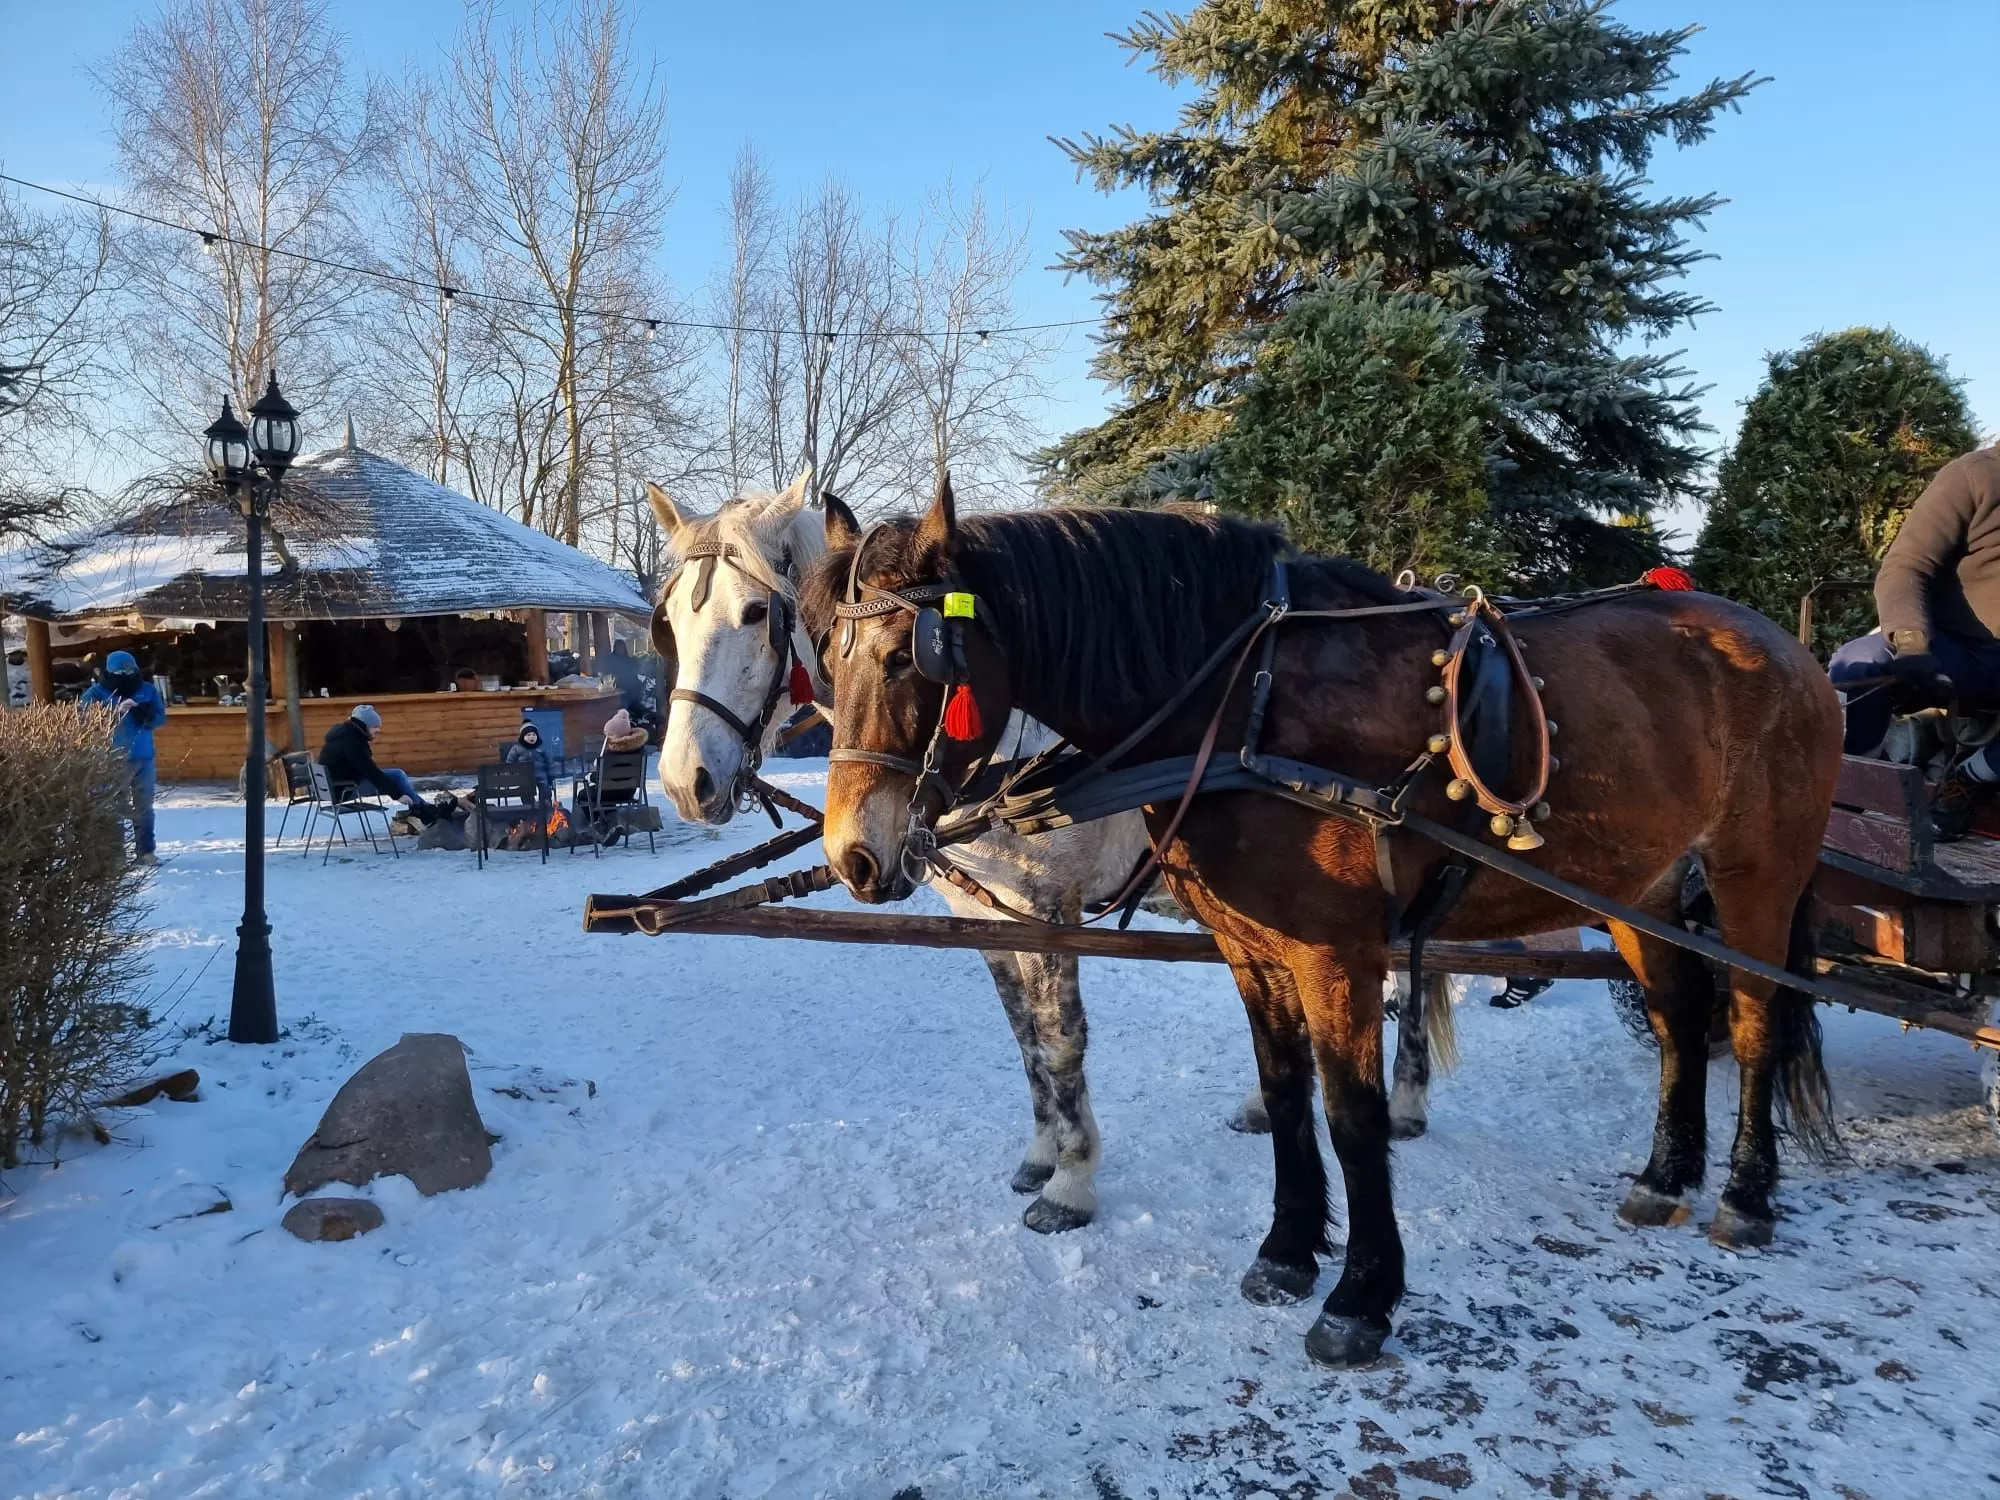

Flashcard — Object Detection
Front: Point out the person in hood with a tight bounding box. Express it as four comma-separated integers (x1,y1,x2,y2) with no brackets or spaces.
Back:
503,720,558,793
80,650,167,865
318,705,435,820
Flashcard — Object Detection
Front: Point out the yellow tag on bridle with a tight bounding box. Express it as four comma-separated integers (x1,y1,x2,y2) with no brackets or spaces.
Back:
943,592,976,619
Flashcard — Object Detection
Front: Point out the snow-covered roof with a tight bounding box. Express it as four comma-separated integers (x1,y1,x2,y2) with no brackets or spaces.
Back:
0,434,651,624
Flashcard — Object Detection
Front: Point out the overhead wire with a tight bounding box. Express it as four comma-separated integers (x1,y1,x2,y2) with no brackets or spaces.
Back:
1,171,1103,344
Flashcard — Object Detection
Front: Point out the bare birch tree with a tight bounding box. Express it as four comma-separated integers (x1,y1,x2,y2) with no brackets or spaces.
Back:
441,0,683,546
711,146,776,498
0,189,115,536
100,0,384,442
891,187,1052,504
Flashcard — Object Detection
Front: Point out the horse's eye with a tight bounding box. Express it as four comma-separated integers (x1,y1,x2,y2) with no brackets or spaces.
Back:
885,648,913,676
741,600,768,627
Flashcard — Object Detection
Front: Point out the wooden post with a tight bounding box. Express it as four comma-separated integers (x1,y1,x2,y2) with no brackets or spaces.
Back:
524,609,550,683
573,611,593,674
25,617,55,704
591,612,611,665
269,622,305,754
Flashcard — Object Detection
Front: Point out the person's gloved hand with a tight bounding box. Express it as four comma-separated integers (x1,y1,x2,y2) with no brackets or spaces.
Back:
1883,634,1955,708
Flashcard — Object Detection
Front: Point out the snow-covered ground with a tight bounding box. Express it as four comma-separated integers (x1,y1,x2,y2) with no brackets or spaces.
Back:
4,767,1998,1499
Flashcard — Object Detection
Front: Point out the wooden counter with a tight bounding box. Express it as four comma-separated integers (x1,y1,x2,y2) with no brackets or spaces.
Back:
152,688,624,782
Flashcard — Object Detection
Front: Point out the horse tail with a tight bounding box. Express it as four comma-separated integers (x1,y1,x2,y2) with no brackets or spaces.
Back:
1772,888,1842,1163
1426,972,1459,1076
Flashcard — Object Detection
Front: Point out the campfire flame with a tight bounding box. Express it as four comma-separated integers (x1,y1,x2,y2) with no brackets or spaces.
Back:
545,806,570,839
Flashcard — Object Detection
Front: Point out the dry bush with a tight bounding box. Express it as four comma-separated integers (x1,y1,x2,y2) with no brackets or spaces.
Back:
0,705,152,1168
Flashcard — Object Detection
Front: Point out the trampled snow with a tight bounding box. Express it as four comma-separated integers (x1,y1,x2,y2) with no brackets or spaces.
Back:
3,767,1996,1498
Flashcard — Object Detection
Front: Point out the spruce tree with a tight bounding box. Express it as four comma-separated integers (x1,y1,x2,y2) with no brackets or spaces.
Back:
1691,328,1976,657
1046,0,1757,587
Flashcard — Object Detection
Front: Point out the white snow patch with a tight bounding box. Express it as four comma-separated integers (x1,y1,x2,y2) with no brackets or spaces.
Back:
0,766,1995,1498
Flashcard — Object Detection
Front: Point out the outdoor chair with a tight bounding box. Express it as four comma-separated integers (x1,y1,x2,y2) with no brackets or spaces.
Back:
474,760,550,868
302,760,402,866
273,751,315,846
569,747,656,857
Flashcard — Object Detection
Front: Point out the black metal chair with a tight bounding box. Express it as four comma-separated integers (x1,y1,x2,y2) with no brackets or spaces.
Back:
569,747,656,856
273,752,314,846
303,760,402,866
474,761,549,868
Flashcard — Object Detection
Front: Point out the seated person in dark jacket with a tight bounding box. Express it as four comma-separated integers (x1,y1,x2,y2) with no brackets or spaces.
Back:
1830,446,2000,836
319,705,435,820
502,721,558,794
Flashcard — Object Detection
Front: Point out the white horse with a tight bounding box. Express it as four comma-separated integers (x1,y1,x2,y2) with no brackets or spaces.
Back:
644,476,1450,1237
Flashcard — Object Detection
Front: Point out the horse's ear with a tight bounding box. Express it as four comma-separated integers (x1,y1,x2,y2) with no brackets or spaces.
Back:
773,465,813,514
646,481,690,538
823,491,861,551
913,471,957,571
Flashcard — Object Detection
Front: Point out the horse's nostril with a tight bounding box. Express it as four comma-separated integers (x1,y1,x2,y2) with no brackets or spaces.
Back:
692,766,715,805
840,844,880,898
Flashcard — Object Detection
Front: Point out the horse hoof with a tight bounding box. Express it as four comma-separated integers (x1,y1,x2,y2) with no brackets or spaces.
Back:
1239,1257,1316,1305
1304,1311,1390,1369
1708,1202,1774,1250
1023,1196,1092,1235
1226,1105,1271,1135
1389,1113,1427,1141
1618,1183,1693,1228
1010,1161,1055,1195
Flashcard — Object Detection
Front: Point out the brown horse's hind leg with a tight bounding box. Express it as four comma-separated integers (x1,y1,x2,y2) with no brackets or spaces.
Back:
1287,941,1402,1369
1702,865,1833,1250
1215,939,1330,1306
1608,899,1713,1229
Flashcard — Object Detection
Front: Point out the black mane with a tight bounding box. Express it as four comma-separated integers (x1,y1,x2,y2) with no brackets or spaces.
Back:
803,506,1408,738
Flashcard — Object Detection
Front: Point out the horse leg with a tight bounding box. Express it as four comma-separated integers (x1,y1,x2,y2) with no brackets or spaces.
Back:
978,951,1060,1197
1011,949,1101,1234
1289,941,1402,1368
1702,865,1834,1250
1216,940,1329,1305
1606,916,1714,1229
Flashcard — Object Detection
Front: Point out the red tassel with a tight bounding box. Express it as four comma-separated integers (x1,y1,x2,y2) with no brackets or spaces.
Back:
1642,566,1695,592
943,682,982,741
788,660,813,706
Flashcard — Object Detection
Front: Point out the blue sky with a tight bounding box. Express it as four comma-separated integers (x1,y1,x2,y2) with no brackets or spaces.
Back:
5,0,1997,542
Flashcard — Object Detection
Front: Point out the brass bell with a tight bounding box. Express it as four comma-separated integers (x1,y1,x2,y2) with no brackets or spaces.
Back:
1446,777,1473,801
1448,611,1468,627
1506,817,1546,852
1427,733,1451,754
1532,801,1552,822
1489,812,1514,838
1426,685,1446,704
1431,649,1450,667
1546,719,1558,737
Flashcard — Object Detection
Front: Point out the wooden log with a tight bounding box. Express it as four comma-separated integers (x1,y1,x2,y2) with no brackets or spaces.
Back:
579,900,1635,978
25,616,55,704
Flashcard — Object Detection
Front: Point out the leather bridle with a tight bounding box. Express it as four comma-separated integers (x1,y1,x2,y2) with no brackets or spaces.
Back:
656,539,808,815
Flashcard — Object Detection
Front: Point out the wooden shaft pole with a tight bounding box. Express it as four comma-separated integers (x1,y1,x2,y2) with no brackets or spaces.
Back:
25,617,55,704
580,900,1635,978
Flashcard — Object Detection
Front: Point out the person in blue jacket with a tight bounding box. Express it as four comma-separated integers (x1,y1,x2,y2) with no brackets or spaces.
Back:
80,649,167,865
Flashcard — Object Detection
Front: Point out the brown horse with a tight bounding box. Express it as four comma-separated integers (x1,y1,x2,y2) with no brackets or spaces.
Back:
800,479,1842,1369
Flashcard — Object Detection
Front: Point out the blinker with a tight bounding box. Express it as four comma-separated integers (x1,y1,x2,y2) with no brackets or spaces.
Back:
912,606,952,682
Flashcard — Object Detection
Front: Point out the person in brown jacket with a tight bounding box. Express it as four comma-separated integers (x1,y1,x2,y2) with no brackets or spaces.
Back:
1830,446,2000,836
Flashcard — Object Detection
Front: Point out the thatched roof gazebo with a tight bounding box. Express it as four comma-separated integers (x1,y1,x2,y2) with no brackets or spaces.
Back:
0,425,653,780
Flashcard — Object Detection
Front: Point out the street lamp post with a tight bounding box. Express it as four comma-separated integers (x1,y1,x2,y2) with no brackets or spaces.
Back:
204,372,300,1044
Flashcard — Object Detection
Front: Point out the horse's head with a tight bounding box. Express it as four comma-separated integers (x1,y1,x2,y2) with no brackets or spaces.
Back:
801,474,1014,902
650,470,822,824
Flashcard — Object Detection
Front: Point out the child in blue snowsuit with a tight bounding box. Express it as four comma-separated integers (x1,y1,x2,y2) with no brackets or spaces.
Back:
80,649,167,864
